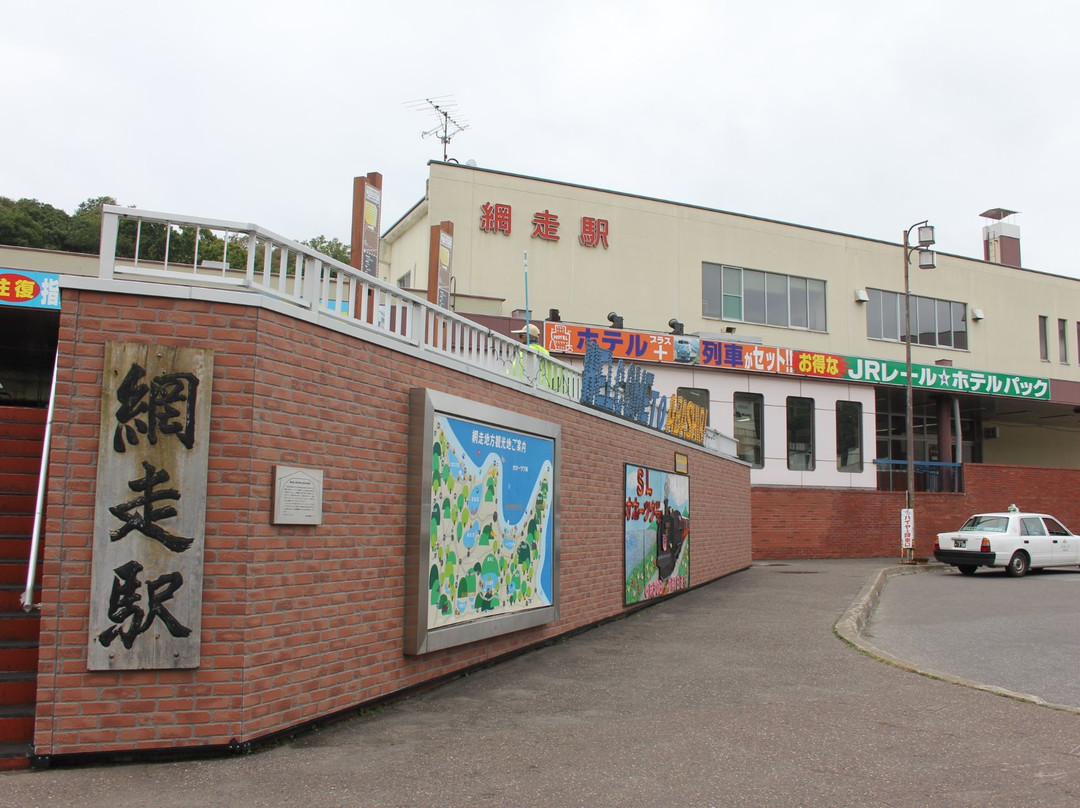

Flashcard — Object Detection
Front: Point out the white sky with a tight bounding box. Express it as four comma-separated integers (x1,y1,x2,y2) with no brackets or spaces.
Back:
4,0,1079,276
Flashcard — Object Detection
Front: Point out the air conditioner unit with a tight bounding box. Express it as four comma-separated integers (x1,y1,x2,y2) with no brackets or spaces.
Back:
983,427,1000,440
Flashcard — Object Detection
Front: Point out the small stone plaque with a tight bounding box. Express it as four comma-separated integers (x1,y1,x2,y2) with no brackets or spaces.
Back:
273,466,324,525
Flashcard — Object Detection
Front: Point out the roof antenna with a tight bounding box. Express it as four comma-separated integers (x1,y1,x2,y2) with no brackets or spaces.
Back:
406,96,469,162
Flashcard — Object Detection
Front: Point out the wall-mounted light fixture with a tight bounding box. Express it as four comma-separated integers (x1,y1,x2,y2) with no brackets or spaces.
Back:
548,308,561,322
971,308,985,321
854,289,870,303
607,311,624,329
668,318,684,335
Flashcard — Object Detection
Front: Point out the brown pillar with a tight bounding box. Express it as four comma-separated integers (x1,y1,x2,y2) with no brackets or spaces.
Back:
936,395,953,491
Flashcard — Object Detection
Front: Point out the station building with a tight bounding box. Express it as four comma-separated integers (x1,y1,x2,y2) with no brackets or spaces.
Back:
381,162,1080,555
2,163,1080,764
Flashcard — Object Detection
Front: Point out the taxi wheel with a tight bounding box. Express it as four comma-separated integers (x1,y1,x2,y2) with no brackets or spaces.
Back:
1006,551,1030,578
958,565,977,576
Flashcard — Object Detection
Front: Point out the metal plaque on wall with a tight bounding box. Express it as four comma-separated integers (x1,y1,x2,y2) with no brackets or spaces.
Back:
87,342,214,670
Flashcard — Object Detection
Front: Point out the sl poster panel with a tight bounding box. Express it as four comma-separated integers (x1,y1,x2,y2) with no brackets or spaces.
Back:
624,464,690,605
405,389,560,654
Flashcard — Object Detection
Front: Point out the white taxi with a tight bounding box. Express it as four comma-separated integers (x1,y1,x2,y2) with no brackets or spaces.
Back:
934,508,1078,577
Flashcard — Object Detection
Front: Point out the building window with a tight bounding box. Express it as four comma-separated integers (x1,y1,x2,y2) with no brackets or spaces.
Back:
1059,318,1068,364
702,263,826,331
836,401,862,473
396,271,412,290
1039,315,1049,361
677,387,710,425
733,392,763,468
865,289,967,349
786,396,815,471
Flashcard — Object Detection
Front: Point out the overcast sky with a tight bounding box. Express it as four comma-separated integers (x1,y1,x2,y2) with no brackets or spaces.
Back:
4,1,1078,277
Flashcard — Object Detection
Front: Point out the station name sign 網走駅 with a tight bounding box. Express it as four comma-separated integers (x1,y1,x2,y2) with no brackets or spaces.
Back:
542,322,1051,401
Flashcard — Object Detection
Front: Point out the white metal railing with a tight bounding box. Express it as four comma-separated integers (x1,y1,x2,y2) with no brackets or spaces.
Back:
96,205,582,396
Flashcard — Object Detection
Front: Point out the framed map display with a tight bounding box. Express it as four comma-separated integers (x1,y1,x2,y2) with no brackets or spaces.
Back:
405,389,560,654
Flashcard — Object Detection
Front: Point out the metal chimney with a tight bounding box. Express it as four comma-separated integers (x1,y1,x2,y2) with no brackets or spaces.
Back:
980,207,1022,267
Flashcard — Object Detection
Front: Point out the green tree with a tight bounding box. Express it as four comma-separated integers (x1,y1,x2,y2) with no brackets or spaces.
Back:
64,196,117,254
303,235,350,264
0,197,70,250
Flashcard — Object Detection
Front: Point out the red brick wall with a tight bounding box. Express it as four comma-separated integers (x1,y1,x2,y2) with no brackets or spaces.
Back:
752,464,1080,559
34,289,751,757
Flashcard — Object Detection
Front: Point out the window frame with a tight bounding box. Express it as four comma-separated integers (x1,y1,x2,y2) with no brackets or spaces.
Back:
703,263,827,333
865,288,968,350
786,396,815,471
835,400,863,473
733,392,764,469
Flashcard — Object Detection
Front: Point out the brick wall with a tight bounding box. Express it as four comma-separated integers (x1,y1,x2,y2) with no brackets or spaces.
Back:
752,464,1080,559
34,289,751,757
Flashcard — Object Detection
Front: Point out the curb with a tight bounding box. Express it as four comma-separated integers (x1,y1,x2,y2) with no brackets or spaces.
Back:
834,563,1080,716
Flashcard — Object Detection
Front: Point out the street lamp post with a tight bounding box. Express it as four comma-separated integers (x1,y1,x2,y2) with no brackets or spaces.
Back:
901,220,936,563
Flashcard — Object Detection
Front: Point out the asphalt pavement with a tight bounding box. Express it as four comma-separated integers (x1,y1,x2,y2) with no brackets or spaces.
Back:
2,558,1079,808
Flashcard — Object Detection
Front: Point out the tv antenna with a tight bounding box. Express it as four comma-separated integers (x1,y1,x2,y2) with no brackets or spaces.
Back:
406,96,469,162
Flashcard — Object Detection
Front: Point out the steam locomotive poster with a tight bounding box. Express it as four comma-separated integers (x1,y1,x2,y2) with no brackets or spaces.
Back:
624,464,690,605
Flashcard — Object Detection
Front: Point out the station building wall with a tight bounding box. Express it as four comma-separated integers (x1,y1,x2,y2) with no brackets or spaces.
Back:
32,284,751,759
752,463,1080,559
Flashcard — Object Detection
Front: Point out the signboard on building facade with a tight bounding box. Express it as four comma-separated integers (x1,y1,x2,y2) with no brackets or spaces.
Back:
544,322,1051,401
405,389,560,655
427,221,453,309
0,268,60,310
87,342,213,670
478,200,611,248
624,464,690,605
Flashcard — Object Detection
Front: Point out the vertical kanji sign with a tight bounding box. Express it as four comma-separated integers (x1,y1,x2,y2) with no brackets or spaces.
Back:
88,343,214,670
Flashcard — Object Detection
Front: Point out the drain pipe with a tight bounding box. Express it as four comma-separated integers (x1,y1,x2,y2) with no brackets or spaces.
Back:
21,350,58,612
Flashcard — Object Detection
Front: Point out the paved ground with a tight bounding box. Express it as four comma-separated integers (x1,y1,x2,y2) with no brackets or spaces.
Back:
2,559,1079,808
864,564,1080,709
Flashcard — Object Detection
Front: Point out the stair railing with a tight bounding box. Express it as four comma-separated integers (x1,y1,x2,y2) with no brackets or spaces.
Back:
21,350,58,612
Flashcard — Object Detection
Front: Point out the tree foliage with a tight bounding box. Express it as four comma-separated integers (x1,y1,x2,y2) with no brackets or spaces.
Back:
303,235,350,264
0,195,348,268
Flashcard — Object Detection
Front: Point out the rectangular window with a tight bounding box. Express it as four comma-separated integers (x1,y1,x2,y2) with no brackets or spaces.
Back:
766,273,789,327
722,265,742,319
936,300,952,348
789,277,808,329
881,290,900,341
703,263,826,332
743,269,766,323
1039,315,1049,361
807,279,826,331
733,392,764,468
701,262,724,318
786,396,815,471
836,401,862,473
1059,318,1068,364
677,387,710,425
866,289,967,349
917,296,936,345
952,302,968,350
396,271,412,289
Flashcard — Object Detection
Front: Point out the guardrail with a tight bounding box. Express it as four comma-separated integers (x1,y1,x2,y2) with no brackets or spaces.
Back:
874,459,964,493
97,205,581,399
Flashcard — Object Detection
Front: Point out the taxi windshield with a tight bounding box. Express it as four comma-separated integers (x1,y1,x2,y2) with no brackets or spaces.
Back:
960,515,1009,533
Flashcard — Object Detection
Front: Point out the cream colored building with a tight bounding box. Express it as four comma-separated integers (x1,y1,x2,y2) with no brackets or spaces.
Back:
381,162,1080,486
